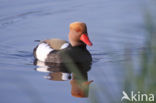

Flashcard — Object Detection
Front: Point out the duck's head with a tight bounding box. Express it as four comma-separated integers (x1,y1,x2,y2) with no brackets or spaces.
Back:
69,22,93,47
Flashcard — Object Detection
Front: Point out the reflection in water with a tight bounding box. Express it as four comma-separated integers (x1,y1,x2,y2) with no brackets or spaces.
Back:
34,59,93,98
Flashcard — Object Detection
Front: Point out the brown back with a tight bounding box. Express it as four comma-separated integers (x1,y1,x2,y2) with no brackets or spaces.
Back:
43,39,68,50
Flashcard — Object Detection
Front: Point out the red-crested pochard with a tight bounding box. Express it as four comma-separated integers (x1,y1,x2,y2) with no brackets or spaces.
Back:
33,22,93,63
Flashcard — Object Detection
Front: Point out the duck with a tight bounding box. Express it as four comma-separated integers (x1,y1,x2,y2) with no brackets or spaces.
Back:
33,22,93,63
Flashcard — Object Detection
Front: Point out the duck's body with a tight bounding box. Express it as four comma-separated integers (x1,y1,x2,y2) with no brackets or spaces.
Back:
33,22,92,63
34,38,70,63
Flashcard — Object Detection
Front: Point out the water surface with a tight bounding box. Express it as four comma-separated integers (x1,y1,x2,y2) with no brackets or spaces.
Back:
0,0,155,103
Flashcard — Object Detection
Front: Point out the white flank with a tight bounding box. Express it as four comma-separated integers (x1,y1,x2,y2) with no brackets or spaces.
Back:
61,73,71,80
60,43,69,49
36,43,53,62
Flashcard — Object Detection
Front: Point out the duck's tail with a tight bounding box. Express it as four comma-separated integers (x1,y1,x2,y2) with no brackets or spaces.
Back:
34,40,41,42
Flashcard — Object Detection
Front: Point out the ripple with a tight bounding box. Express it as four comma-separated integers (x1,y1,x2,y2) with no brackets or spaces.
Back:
91,47,145,63
0,10,41,29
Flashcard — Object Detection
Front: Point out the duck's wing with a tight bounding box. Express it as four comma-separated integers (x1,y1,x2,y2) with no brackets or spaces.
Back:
33,38,70,62
43,38,70,50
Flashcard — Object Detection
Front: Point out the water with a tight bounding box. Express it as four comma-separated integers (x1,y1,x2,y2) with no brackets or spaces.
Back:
0,0,155,103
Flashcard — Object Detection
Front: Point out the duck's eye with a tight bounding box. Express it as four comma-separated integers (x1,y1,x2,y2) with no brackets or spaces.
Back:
76,28,81,32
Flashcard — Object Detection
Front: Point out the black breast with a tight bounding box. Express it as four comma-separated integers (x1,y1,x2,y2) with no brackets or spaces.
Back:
45,45,92,64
